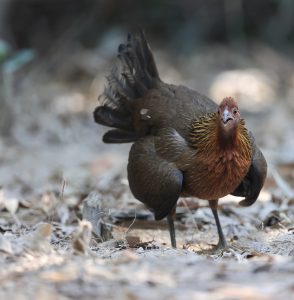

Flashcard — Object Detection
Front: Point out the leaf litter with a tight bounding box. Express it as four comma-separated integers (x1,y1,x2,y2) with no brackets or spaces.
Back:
0,41,294,299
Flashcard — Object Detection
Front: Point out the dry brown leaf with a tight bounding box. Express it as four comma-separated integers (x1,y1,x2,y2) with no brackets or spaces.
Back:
35,222,53,238
39,192,58,215
71,220,92,255
126,235,141,248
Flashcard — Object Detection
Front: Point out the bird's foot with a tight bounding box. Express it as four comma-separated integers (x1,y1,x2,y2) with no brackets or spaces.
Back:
212,242,250,260
214,239,229,251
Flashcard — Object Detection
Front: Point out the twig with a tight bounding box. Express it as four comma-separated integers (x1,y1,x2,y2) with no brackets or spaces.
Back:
124,210,137,239
181,199,199,231
59,178,66,203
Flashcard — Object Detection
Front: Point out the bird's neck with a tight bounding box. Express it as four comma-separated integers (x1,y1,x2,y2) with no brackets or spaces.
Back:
217,122,239,150
189,113,252,160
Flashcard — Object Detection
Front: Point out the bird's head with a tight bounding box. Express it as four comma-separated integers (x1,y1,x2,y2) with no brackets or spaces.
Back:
217,97,240,136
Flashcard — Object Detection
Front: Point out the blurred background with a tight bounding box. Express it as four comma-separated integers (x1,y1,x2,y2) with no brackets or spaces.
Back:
0,0,294,211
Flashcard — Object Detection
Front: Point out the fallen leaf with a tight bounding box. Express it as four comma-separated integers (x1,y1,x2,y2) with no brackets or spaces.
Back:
72,220,92,255
1,190,19,215
24,222,53,253
82,191,113,241
0,234,13,254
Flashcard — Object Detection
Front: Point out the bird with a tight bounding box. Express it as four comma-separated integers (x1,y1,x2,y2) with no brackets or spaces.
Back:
93,30,267,249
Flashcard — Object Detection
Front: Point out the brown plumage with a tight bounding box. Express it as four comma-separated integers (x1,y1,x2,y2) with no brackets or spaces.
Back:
187,108,252,200
94,30,267,249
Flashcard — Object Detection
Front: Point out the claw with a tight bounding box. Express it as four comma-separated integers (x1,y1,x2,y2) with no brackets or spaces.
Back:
211,243,251,261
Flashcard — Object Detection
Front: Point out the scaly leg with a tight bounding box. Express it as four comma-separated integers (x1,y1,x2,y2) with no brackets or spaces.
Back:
209,200,228,250
167,207,177,248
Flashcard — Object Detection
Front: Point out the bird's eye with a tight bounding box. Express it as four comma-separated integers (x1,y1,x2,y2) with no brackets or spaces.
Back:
233,108,238,114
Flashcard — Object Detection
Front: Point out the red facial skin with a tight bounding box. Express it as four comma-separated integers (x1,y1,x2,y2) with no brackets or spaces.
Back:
217,97,241,136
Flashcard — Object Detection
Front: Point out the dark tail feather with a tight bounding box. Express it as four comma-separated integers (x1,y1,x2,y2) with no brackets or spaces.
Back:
103,129,140,143
93,106,132,131
94,30,160,143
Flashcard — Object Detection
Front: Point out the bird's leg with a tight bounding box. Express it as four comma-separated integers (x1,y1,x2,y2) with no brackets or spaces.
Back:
209,200,228,250
167,207,177,248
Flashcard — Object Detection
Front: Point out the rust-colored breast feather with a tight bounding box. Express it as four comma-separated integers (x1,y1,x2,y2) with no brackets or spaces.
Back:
184,114,252,200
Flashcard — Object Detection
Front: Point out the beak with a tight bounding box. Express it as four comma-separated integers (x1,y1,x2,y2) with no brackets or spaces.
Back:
222,108,233,124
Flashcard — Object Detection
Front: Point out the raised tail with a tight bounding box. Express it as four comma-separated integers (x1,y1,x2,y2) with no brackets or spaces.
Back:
94,30,160,143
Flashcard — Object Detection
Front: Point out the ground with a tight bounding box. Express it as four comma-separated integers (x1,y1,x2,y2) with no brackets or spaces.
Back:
0,36,294,299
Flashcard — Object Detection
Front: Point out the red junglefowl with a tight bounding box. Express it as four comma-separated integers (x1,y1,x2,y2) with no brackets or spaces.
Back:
94,30,267,249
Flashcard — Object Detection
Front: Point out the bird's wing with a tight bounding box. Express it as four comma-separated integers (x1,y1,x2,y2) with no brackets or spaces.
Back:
154,127,195,170
231,133,267,206
127,136,183,220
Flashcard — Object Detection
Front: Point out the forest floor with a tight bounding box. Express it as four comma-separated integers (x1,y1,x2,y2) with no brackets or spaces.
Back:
0,35,294,299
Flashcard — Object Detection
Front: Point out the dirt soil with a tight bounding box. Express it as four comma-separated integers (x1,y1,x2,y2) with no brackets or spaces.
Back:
0,38,294,300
